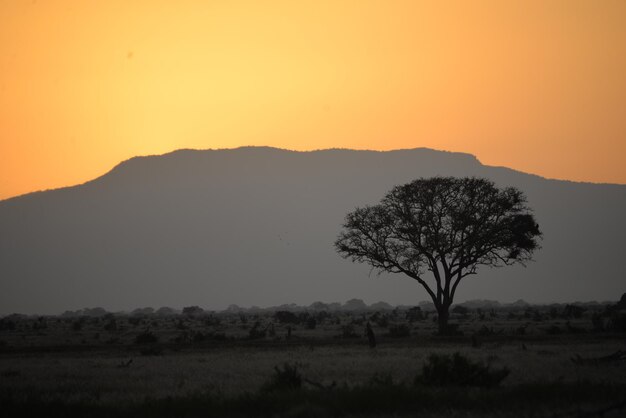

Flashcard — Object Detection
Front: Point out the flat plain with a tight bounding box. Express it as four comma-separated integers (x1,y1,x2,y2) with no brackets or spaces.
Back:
1,304,625,417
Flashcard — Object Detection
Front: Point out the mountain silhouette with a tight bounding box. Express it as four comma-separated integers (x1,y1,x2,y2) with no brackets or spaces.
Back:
1,147,624,314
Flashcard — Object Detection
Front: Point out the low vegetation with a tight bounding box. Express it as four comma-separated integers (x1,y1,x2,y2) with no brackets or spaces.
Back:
416,352,510,387
1,298,625,417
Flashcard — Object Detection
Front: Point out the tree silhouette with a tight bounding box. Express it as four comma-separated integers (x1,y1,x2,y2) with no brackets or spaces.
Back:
335,177,542,334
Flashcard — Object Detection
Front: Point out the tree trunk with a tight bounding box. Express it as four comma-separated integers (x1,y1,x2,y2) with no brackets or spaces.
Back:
437,306,450,335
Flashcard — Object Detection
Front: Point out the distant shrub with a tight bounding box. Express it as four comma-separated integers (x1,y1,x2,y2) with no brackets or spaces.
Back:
315,311,330,322
406,307,424,322
437,323,462,336
72,318,85,331
591,312,605,332
248,322,266,339
416,352,509,387
608,312,626,332
275,311,299,325
156,307,176,316
134,330,158,344
341,324,359,338
376,315,390,328
451,305,469,315
351,317,365,326
370,312,390,327
476,309,487,321
305,317,317,330
590,299,626,333
182,306,204,316
32,317,47,330
549,307,559,319
204,315,221,327
131,307,155,316
128,317,142,326
563,305,585,319
103,318,117,331
475,325,502,337
387,324,411,338
262,363,303,391
0,319,16,331
525,308,543,321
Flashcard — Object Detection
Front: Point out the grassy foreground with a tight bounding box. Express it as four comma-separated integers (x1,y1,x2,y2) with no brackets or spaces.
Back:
2,379,625,418
2,306,625,416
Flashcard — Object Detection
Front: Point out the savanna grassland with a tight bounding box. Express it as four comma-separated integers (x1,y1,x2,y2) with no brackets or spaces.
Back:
1,302,625,417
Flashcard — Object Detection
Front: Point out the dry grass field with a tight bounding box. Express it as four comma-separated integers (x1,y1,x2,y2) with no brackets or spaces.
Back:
1,304,625,417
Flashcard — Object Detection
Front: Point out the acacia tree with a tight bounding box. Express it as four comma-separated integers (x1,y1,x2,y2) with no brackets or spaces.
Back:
335,177,541,334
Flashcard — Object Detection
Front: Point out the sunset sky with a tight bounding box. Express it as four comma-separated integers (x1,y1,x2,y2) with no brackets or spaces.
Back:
1,0,625,200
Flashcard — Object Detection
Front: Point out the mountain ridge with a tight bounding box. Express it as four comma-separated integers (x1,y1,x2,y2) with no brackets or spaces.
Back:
3,146,624,205
1,146,624,314
0,145,624,204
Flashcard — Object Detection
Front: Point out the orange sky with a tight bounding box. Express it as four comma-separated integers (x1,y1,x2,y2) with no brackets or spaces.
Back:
1,0,625,200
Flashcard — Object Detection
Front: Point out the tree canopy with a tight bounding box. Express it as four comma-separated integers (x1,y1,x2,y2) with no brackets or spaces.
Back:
335,176,542,333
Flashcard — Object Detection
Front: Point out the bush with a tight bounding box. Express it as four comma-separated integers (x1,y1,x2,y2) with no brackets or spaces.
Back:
248,322,266,339
437,323,462,336
204,315,221,327
341,324,358,338
305,317,317,330
182,306,204,316
563,304,585,319
103,318,117,331
72,318,85,331
415,352,509,387
451,305,469,315
406,307,424,322
128,317,142,326
192,332,207,343
274,311,299,324
134,330,159,344
387,324,411,338
591,312,605,332
0,319,16,331
262,363,302,391
608,312,626,332
475,325,502,337
372,313,390,328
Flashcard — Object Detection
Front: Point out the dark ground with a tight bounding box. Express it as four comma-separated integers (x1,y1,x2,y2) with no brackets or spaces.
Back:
1,304,625,417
